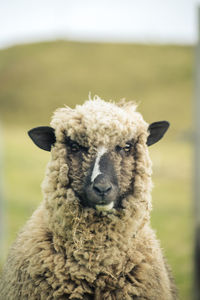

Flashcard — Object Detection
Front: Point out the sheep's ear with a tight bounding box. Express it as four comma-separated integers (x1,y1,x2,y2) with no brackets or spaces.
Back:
28,126,56,151
147,121,170,146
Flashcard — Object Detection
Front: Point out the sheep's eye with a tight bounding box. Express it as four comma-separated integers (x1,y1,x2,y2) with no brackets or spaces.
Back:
70,143,80,153
65,137,89,154
123,143,132,153
115,143,132,155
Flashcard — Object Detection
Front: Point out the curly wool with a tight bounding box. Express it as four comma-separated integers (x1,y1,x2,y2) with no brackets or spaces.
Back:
0,96,177,299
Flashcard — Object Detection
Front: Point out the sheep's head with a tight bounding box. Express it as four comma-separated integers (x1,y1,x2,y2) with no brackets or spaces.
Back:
28,97,169,214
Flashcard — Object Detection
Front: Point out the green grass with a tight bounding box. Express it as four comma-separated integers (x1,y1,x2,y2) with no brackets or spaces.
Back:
0,41,192,133
0,40,193,299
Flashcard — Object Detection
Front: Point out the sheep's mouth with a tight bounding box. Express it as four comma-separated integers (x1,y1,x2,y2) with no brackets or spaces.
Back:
95,202,114,211
81,194,117,210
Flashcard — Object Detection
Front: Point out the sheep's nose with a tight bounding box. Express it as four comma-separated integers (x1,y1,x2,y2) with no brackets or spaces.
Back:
93,177,112,196
93,183,112,196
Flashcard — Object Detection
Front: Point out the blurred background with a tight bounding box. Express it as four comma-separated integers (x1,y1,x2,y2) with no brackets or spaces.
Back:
0,0,197,299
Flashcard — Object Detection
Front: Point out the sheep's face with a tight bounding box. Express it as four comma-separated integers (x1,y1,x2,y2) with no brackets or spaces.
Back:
65,136,137,211
28,98,169,212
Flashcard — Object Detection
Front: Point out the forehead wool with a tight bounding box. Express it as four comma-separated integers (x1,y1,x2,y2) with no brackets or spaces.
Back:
51,96,148,147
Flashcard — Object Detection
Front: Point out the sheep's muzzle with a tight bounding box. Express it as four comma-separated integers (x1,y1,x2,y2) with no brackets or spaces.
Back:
85,174,119,211
83,151,119,211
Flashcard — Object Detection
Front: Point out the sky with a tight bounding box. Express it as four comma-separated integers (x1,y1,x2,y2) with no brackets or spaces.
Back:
0,0,200,49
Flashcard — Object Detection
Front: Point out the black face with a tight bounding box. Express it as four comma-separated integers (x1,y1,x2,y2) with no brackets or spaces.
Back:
83,153,120,210
65,137,136,211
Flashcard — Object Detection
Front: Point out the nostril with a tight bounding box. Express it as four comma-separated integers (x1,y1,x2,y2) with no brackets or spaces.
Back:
93,183,112,196
105,186,112,193
93,185,102,194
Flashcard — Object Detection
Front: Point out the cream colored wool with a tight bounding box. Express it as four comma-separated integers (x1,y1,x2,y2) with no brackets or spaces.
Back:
0,96,177,299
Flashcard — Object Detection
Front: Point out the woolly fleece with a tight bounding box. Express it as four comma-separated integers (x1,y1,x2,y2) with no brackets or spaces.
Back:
0,96,177,299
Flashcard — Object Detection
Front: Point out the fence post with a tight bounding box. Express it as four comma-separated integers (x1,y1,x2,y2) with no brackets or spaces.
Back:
194,6,200,300
0,124,5,268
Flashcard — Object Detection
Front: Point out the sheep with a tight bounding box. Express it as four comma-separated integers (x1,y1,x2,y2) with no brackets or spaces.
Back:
0,96,177,300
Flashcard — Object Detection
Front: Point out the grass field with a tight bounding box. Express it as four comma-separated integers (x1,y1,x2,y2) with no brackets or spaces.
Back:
0,40,193,299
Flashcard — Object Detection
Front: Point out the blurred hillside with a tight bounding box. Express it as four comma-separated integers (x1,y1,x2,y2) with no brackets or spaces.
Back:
0,41,193,299
0,41,192,137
